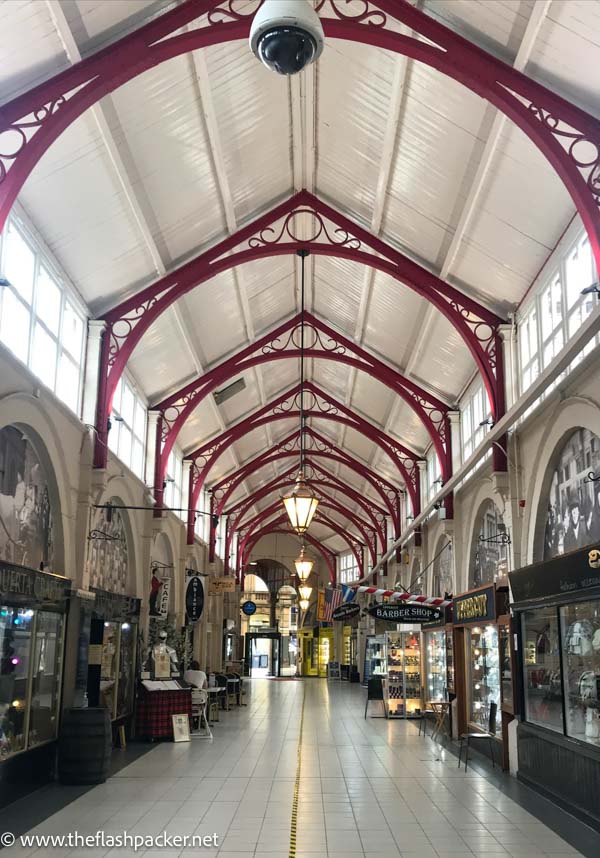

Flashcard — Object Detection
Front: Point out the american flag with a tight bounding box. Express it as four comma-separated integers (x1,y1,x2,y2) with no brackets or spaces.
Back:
323,587,343,620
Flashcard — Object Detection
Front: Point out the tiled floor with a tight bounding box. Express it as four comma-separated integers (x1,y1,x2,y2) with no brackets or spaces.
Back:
3,680,595,857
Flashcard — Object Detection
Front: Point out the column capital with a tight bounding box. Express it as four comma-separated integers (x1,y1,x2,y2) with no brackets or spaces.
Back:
87,319,106,337
497,322,513,343
448,410,461,425
147,409,162,426
416,459,427,473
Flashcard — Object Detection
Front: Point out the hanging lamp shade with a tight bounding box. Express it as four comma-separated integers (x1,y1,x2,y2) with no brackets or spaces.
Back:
282,472,318,533
299,598,310,612
294,545,314,581
298,585,312,601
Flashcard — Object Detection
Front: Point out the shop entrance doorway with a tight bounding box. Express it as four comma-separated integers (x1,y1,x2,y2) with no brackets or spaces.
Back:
244,631,281,678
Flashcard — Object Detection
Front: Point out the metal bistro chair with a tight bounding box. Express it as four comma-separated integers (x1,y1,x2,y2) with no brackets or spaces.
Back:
364,677,386,719
458,701,498,771
191,689,212,739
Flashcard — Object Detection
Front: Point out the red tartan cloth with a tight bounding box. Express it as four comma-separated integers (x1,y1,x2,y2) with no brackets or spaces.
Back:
135,687,193,739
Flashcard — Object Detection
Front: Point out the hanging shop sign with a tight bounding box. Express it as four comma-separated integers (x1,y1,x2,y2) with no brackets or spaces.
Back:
332,603,360,622
453,584,496,625
316,589,326,621
185,576,205,622
90,587,141,621
153,577,170,619
509,545,600,606
209,577,236,595
368,603,441,623
242,600,257,616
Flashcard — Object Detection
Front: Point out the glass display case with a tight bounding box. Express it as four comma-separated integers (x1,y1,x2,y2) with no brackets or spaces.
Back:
499,621,514,712
424,629,447,702
0,600,66,762
560,599,600,747
384,630,422,719
318,628,333,678
468,624,501,731
521,605,563,733
446,628,455,693
364,634,386,684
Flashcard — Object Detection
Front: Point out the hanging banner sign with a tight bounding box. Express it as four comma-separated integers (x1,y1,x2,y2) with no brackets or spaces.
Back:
156,577,170,619
209,577,236,595
185,576,205,623
316,589,326,622
332,603,360,622
368,603,441,623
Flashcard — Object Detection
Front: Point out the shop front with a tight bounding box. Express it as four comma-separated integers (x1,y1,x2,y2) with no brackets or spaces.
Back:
86,589,140,729
452,583,512,764
510,546,600,829
0,562,70,805
422,607,453,703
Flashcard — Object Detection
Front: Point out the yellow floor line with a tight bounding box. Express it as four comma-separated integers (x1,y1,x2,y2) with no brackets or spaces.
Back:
289,685,306,858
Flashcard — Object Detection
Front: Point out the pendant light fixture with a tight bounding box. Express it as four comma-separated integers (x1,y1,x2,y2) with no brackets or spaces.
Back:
282,249,319,533
299,598,310,612
294,544,314,581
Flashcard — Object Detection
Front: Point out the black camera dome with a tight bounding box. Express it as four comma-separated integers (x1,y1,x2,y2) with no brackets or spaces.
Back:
258,26,317,76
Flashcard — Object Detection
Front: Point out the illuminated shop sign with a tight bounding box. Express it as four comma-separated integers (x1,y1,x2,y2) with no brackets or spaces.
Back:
453,584,496,624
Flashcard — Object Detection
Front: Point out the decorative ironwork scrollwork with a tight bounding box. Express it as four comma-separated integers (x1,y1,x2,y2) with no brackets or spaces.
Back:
315,0,387,27
107,294,164,367
262,321,346,355
248,207,361,250
207,0,263,25
0,96,67,184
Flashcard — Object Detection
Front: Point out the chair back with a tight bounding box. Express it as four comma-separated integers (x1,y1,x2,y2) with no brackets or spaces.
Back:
488,701,498,735
367,677,384,701
191,689,207,706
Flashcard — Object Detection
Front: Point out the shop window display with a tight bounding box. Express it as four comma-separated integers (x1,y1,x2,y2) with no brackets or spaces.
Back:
446,629,455,693
522,607,563,733
28,611,63,746
100,622,119,717
468,625,501,731
116,622,136,719
560,600,600,746
424,630,446,701
0,607,32,757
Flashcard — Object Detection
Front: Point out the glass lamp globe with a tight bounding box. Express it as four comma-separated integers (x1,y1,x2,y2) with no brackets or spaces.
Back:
298,585,312,601
294,546,314,581
283,472,318,533
299,598,310,611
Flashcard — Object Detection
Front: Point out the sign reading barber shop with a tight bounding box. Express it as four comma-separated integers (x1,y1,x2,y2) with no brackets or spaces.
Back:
185,575,204,622
368,603,441,623
332,602,360,622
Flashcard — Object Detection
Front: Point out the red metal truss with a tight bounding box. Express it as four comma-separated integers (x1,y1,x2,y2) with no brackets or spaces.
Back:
238,510,363,583
222,465,386,571
153,310,451,505
233,494,377,569
185,381,421,543
0,0,598,393
210,426,403,533
224,464,387,540
242,525,337,587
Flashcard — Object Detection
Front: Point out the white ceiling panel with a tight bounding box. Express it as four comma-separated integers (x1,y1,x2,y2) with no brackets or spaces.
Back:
424,0,536,59
181,270,248,366
313,257,366,335
389,401,431,456
0,0,68,98
362,272,426,369
20,111,153,308
129,311,195,402
349,374,392,429
107,55,225,265
64,1,175,50
318,39,397,224
202,40,292,222
262,363,297,400
177,399,222,455
410,314,475,402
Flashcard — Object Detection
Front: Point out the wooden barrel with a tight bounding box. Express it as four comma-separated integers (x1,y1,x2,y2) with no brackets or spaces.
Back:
58,708,112,785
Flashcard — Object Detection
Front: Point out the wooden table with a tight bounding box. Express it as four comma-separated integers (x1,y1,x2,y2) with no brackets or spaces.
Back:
429,700,451,740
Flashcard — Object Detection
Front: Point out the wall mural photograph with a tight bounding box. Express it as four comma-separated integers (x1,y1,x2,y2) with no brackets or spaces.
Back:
543,428,600,561
0,426,54,571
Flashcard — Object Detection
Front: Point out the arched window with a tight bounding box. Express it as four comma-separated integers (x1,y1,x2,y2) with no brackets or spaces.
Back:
541,428,600,561
470,501,509,588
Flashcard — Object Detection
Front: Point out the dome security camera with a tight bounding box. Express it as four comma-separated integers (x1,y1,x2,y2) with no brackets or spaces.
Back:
250,0,324,76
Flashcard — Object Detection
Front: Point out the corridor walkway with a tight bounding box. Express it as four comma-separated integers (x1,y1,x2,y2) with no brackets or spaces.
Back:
5,680,597,858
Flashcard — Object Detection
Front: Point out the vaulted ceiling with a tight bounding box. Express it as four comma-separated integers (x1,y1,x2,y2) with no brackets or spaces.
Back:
2,0,598,557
